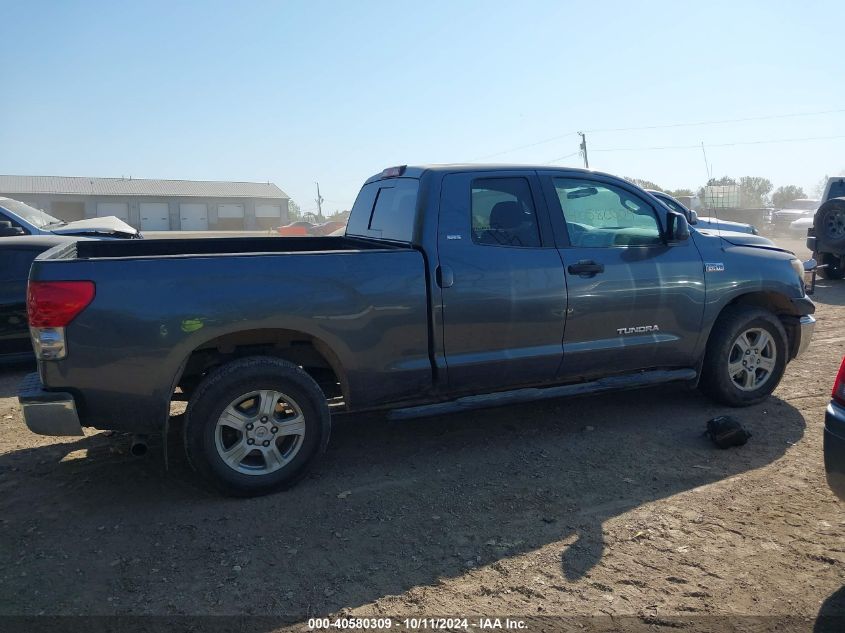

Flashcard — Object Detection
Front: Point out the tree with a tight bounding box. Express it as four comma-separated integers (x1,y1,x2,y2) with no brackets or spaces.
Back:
772,185,807,208
707,176,737,187
667,188,694,198
625,177,663,191
814,175,830,198
287,199,302,220
738,176,773,208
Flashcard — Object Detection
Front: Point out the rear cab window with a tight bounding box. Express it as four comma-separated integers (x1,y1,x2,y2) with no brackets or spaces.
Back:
346,178,420,242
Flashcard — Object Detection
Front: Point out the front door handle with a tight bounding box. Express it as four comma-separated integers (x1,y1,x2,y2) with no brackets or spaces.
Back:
436,265,455,288
567,260,605,276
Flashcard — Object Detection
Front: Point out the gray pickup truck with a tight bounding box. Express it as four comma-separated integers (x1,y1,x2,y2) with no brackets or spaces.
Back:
18,165,815,496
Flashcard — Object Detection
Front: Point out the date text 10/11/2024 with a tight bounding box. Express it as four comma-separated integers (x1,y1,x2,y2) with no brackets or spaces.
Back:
307,617,528,630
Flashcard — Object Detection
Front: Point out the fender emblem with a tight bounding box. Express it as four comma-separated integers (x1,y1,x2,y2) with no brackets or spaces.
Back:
705,262,725,272
446,234,462,240
617,325,660,335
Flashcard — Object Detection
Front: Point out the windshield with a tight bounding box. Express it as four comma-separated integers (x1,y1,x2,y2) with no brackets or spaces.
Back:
0,198,64,228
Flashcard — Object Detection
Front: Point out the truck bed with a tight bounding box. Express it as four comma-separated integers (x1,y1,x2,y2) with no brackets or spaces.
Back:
30,238,432,432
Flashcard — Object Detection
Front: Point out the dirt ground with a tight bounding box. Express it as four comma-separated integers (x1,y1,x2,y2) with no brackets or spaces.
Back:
1,236,843,631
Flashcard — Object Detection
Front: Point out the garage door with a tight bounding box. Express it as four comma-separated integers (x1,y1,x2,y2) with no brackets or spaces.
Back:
218,204,244,218
179,203,208,231
96,202,129,222
140,203,170,231
255,204,283,230
216,204,245,230
256,204,282,218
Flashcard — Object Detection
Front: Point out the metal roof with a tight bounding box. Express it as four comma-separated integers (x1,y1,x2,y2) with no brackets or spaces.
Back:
0,175,289,199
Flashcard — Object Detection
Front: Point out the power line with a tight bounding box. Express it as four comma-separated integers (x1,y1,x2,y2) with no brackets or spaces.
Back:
585,107,845,134
590,133,845,153
468,107,845,162
471,131,578,161
545,151,581,164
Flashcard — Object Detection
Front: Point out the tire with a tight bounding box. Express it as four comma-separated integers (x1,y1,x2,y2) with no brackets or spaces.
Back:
699,306,788,407
814,198,845,250
184,356,330,497
818,253,845,280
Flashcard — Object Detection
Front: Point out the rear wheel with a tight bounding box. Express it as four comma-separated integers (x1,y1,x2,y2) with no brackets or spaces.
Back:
818,253,845,280
699,306,788,407
184,356,330,496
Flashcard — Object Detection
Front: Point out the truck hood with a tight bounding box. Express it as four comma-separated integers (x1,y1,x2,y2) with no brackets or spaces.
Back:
696,227,793,253
696,216,755,233
50,216,140,238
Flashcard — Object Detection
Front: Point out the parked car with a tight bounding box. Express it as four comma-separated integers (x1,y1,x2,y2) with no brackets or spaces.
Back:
0,235,92,362
310,220,347,236
647,190,759,235
789,216,814,237
824,355,845,500
18,165,815,496
276,221,314,236
771,198,820,234
0,197,141,239
806,177,845,279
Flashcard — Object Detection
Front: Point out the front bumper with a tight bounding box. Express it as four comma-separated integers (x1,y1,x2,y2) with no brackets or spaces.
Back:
824,401,845,501
794,315,816,359
17,372,83,436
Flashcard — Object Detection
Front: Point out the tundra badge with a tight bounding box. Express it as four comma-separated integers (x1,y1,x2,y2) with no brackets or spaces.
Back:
617,325,660,335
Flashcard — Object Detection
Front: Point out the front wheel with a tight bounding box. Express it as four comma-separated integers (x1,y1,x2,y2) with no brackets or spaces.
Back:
184,356,330,496
699,306,788,407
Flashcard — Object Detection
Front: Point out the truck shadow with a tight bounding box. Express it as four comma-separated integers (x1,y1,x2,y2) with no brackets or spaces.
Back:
0,386,804,621
809,281,845,306
815,584,845,632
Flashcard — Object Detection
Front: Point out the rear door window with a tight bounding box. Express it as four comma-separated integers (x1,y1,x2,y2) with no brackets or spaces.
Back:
470,177,541,247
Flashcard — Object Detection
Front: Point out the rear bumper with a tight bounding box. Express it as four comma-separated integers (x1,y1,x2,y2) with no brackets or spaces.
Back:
17,372,83,436
824,401,845,501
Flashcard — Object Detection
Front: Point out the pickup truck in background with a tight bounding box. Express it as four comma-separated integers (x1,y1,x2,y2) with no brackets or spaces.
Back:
18,165,816,496
807,177,845,279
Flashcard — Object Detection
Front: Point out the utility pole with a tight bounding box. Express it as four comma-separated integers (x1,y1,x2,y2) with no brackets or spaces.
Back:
578,132,589,169
314,182,324,221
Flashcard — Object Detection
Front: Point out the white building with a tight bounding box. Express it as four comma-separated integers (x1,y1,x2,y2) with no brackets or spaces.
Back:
0,175,290,231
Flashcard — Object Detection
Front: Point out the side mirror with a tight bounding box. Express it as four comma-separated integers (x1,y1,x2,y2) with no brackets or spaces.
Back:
666,211,690,242
0,220,25,237
689,210,699,225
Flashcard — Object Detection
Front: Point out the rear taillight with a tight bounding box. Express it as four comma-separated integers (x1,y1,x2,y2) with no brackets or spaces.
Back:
27,281,95,361
833,357,845,406
27,281,95,328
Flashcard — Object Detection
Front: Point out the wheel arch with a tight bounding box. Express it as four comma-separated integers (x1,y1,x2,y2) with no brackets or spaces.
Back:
708,290,805,361
173,328,349,406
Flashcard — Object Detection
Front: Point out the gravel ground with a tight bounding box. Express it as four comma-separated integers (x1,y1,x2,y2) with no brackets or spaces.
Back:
0,236,843,631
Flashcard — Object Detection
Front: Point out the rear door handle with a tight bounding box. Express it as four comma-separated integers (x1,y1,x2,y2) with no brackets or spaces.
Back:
567,260,605,276
436,265,455,288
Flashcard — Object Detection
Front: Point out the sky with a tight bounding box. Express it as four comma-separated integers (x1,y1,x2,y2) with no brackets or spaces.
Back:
1,0,844,214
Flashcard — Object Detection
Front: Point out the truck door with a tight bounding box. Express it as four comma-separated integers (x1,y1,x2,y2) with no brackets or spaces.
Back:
538,172,705,380
437,171,567,393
